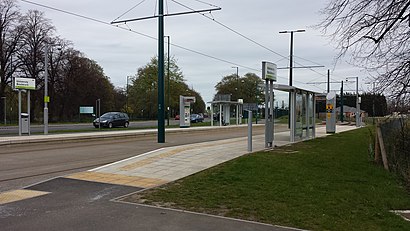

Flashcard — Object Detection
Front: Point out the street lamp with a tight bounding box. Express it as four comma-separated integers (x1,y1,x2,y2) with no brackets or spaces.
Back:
279,29,305,128
279,29,305,86
126,76,133,114
346,77,360,127
1,97,5,125
232,66,239,78
44,43,61,134
232,66,239,98
44,44,49,134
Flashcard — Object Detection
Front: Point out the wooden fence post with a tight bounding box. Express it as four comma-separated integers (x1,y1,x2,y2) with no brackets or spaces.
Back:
376,122,389,170
374,120,381,164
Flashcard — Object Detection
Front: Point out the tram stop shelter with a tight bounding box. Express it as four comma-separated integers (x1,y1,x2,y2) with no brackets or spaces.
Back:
208,94,243,126
273,84,318,143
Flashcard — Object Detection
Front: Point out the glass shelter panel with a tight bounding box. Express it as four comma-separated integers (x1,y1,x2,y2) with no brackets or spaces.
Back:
295,92,303,139
308,93,315,138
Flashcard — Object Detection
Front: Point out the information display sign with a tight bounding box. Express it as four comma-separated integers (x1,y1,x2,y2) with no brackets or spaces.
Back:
326,92,336,133
80,106,94,114
262,61,277,81
14,78,36,90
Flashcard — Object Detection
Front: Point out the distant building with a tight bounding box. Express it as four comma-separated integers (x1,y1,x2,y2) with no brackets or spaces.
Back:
335,105,367,121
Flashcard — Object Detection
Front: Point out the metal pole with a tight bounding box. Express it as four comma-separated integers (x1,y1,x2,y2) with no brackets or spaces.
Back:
288,33,294,129
340,81,344,122
312,93,316,138
247,110,252,152
236,67,238,80
1,97,5,125
255,82,258,124
327,69,330,93
28,90,30,136
279,30,305,128
264,79,269,148
97,99,101,130
210,104,213,127
18,91,21,136
372,82,375,124
219,104,222,126
44,44,49,134
356,77,360,127
166,35,170,127
289,32,294,86
157,0,165,143
126,76,129,114
4,97,6,125
232,66,239,99
270,81,274,139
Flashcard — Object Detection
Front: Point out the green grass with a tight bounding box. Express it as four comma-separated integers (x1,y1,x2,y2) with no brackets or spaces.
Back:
124,128,410,230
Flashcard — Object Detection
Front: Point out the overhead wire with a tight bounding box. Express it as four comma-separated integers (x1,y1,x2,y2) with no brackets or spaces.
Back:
111,0,147,23
192,0,219,8
18,1,264,74
170,0,288,60
20,0,157,39
168,0,327,91
20,0,326,91
170,0,329,81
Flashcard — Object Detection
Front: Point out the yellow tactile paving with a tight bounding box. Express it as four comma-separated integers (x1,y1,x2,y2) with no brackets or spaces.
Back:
65,171,168,188
0,189,50,205
119,146,193,170
119,139,241,171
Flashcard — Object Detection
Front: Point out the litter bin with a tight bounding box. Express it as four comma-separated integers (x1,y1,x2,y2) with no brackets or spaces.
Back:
21,113,29,134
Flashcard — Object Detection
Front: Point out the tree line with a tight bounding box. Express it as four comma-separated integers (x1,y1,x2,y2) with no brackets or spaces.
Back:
0,0,118,122
0,0,205,123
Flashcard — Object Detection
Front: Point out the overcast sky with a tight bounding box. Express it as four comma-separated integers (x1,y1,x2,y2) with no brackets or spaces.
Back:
19,0,369,104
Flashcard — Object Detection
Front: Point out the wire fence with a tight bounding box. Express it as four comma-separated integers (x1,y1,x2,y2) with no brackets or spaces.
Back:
374,117,410,185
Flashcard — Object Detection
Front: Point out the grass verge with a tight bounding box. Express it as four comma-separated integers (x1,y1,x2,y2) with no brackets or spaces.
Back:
122,128,410,230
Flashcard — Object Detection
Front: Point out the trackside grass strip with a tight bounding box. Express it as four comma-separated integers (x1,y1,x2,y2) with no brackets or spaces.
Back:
123,128,410,230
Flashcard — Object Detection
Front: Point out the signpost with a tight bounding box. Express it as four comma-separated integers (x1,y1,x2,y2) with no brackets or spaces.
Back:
13,77,36,136
262,61,277,148
79,106,94,122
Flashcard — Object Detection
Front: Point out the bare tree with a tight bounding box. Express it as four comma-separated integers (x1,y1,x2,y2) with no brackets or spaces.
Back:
18,10,55,119
0,0,23,98
46,37,72,121
19,10,55,81
317,0,410,107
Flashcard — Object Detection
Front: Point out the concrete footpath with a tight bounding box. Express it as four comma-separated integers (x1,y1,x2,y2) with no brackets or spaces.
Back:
0,125,358,231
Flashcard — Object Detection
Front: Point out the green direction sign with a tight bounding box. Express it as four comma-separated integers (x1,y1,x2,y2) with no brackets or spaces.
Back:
14,77,36,90
262,61,277,81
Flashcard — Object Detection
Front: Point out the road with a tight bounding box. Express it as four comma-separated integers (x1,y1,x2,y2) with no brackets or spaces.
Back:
0,120,181,136
0,125,288,193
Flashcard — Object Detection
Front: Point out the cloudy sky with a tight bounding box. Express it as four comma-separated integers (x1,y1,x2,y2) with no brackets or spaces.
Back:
19,0,369,104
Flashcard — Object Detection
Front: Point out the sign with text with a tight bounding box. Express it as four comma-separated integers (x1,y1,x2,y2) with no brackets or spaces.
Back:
80,106,94,114
14,77,36,90
262,61,277,81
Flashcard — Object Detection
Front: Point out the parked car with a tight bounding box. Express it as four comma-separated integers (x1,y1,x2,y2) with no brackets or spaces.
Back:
190,113,204,123
93,112,129,128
